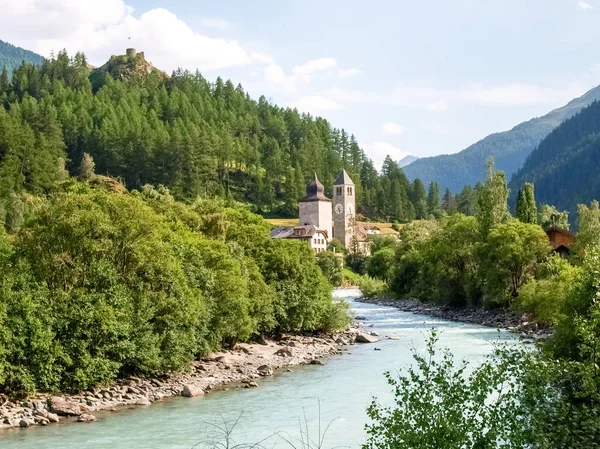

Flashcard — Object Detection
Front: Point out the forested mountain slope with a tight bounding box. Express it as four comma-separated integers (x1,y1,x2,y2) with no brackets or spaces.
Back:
510,100,600,217
404,84,600,192
0,49,427,222
0,39,43,74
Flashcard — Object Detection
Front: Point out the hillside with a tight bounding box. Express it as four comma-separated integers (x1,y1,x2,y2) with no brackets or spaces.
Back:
509,100,600,218
403,85,600,192
0,39,43,74
0,48,430,223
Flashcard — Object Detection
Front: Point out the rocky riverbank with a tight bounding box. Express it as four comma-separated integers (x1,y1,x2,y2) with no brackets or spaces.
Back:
357,297,550,340
0,328,360,432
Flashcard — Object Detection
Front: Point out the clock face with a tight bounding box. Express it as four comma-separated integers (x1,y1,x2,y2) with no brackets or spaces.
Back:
335,203,344,215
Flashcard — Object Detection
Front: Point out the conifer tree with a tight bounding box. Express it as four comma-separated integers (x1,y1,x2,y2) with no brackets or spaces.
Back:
477,158,510,238
427,182,441,217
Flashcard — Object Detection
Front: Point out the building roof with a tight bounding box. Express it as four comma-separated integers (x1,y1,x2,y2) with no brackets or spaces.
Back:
299,173,331,202
546,226,575,238
270,225,328,240
334,169,354,186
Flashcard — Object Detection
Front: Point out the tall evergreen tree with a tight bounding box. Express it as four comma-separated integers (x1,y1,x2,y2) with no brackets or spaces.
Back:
477,158,510,237
427,182,441,217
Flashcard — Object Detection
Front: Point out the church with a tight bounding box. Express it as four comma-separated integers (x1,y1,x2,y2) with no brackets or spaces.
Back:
270,170,372,254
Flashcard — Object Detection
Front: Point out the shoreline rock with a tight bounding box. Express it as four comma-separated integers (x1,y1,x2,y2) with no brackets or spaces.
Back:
0,328,359,433
357,296,551,339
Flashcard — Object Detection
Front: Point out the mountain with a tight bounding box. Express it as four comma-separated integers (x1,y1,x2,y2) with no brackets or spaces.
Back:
509,99,600,218
0,39,43,74
0,47,427,223
403,85,600,193
398,154,418,167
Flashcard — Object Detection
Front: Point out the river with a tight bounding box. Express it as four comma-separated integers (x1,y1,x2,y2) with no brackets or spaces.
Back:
0,288,516,449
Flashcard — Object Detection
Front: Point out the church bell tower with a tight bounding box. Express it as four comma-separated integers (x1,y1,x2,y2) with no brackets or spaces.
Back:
333,170,355,248
298,173,332,240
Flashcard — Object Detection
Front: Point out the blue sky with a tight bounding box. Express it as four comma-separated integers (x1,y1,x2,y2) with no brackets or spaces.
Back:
2,0,600,169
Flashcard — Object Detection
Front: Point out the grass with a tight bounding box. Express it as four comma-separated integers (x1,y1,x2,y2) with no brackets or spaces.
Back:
264,218,400,235
343,268,362,286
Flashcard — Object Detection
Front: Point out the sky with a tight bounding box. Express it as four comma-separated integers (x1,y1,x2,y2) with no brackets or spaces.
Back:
1,0,600,169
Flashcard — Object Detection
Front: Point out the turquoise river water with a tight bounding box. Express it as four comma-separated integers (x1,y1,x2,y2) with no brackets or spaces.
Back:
0,288,516,449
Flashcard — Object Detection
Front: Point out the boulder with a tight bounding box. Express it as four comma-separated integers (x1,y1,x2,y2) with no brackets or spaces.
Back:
48,397,82,416
136,398,151,406
274,348,293,357
355,315,367,321
355,333,379,344
256,335,269,345
181,385,205,398
19,419,30,428
77,414,96,423
369,331,379,337
245,381,259,388
46,413,60,423
309,359,324,365
257,365,273,377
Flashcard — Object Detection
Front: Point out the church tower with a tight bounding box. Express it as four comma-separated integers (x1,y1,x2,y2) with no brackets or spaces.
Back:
333,170,356,247
298,173,332,240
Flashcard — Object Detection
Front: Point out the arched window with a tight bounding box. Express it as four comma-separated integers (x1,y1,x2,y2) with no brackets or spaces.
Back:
347,186,353,196
336,186,343,196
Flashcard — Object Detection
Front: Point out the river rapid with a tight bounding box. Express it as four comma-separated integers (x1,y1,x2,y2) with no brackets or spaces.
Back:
0,288,516,449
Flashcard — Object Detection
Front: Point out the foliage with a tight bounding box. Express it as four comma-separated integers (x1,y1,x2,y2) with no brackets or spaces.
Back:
342,267,362,286
482,220,550,303
572,200,600,256
538,204,569,231
363,331,528,449
357,276,387,298
366,247,395,282
0,39,43,75
78,152,96,181
515,253,581,326
515,182,537,224
0,187,349,395
477,158,510,238
316,251,343,287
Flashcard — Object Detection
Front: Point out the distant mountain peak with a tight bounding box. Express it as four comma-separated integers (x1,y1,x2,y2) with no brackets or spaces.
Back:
398,154,418,168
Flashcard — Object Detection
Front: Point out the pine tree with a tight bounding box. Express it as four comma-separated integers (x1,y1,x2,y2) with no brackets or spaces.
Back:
442,188,457,214
427,182,441,217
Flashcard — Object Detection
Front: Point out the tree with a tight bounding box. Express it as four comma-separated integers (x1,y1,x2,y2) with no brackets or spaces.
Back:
78,152,96,181
516,183,537,224
538,204,569,231
4,192,24,234
457,185,478,216
572,200,600,255
364,331,528,449
410,179,428,219
442,188,457,214
427,182,440,217
483,220,550,301
316,251,343,287
477,158,510,238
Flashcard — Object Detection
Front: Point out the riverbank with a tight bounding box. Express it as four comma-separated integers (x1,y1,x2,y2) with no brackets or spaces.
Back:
0,328,360,432
357,296,549,340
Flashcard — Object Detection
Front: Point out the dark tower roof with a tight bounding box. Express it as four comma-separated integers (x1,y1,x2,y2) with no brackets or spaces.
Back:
334,169,354,186
299,173,331,202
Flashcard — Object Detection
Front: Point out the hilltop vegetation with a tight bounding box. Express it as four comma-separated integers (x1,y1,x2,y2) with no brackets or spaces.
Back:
0,49,431,223
0,40,43,75
404,84,600,193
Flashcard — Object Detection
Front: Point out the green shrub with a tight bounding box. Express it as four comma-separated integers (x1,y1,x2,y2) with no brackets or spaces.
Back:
316,251,344,287
358,276,387,298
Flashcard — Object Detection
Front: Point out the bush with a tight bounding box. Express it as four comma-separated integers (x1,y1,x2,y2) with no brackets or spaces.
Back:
358,276,387,298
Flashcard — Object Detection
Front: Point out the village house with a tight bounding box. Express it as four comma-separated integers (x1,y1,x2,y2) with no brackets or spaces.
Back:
546,226,575,258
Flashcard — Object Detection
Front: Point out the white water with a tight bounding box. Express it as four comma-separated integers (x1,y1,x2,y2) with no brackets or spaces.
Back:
0,289,515,449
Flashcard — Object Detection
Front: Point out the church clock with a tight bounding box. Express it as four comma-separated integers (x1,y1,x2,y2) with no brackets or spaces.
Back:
335,203,344,215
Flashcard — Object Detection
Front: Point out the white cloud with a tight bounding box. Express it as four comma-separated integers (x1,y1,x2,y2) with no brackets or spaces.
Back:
0,0,252,72
198,17,231,30
292,58,337,76
288,96,343,114
338,68,362,78
360,141,412,171
578,1,594,10
326,81,586,111
382,122,406,136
